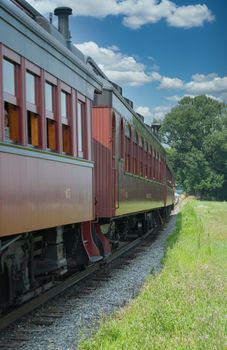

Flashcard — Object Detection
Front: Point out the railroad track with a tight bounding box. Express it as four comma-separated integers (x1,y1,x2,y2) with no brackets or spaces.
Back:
0,224,160,333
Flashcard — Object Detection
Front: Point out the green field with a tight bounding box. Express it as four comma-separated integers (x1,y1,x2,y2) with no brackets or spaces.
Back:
78,200,227,350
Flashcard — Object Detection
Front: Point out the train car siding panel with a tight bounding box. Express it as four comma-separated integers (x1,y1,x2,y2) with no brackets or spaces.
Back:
116,172,165,216
0,145,94,236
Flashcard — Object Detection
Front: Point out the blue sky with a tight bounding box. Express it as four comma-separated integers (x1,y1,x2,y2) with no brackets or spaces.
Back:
27,0,227,123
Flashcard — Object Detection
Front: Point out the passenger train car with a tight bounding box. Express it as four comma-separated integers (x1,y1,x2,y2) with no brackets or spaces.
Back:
0,0,174,309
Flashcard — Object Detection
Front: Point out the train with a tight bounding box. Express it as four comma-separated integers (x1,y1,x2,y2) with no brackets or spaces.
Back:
0,0,175,309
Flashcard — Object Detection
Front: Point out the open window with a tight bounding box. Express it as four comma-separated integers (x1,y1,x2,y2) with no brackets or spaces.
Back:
61,90,71,154
45,80,57,151
4,101,19,142
3,57,19,143
27,111,39,146
26,69,40,147
46,118,56,150
62,124,70,154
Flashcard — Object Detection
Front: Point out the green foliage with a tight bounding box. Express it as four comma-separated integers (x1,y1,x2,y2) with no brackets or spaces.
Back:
160,95,227,198
78,200,227,349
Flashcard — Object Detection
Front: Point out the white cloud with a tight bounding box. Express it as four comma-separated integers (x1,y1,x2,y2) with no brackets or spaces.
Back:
167,4,214,28
162,74,227,102
26,0,215,29
165,95,182,102
136,105,172,123
204,94,223,102
75,41,161,86
166,93,224,104
152,105,172,120
191,73,218,82
27,0,120,17
135,106,152,118
159,76,184,89
185,74,227,95
75,42,227,102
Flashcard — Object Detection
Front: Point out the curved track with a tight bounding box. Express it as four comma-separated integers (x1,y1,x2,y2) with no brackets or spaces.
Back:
0,225,160,331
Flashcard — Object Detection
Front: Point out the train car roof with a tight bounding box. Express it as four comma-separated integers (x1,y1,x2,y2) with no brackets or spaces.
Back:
88,56,166,156
1,0,103,95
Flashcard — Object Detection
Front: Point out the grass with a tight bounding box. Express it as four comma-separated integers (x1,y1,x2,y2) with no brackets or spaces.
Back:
78,200,227,350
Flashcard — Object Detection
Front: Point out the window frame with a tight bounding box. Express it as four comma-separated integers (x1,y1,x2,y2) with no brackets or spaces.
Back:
77,96,86,159
44,72,57,151
2,47,21,143
25,61,41,147
124,123,131,172
60,82,72,155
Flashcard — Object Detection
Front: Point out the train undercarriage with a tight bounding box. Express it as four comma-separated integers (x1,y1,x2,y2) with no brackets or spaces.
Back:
0,206,172,312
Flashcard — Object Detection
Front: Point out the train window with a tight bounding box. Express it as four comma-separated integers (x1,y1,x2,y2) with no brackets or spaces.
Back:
26,70,40,147
45,79,56,151
26,71,36,104
62,125,71,154
139,136,142,147
125,123,131,138
3,50,21,143
160,157,163,183
77,101,84,157
133,132,139,175
156,152,159,181
61,90,71,154
139,137,144,177
27,111,39,146
45,82,53,112
149,146,153,180
153,150,156,179
61,91,67,118
124,124,131,172
46,118,56,151
4,102,19,143
140,161,143,177
3,59,16,96
144,142,148,178
159,157,161,182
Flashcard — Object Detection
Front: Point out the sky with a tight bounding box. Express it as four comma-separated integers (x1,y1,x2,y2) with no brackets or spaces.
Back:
26,0,227,124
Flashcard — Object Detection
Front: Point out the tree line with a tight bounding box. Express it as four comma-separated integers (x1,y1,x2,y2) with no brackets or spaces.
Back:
160,95,227,200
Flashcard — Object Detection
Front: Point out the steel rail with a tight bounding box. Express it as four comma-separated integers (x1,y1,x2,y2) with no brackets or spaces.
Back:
0,226,159,331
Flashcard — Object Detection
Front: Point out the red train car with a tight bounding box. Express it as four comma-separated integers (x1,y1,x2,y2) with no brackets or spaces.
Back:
0,0,174,309
90,69,174,240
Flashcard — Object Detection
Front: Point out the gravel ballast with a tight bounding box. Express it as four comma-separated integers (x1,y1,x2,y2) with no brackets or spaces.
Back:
1,213,177,350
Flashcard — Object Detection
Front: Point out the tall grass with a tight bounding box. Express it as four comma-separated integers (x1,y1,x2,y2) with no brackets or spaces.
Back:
78,200,227,350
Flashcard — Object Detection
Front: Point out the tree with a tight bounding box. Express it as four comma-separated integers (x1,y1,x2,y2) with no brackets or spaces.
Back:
161,95,227,199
